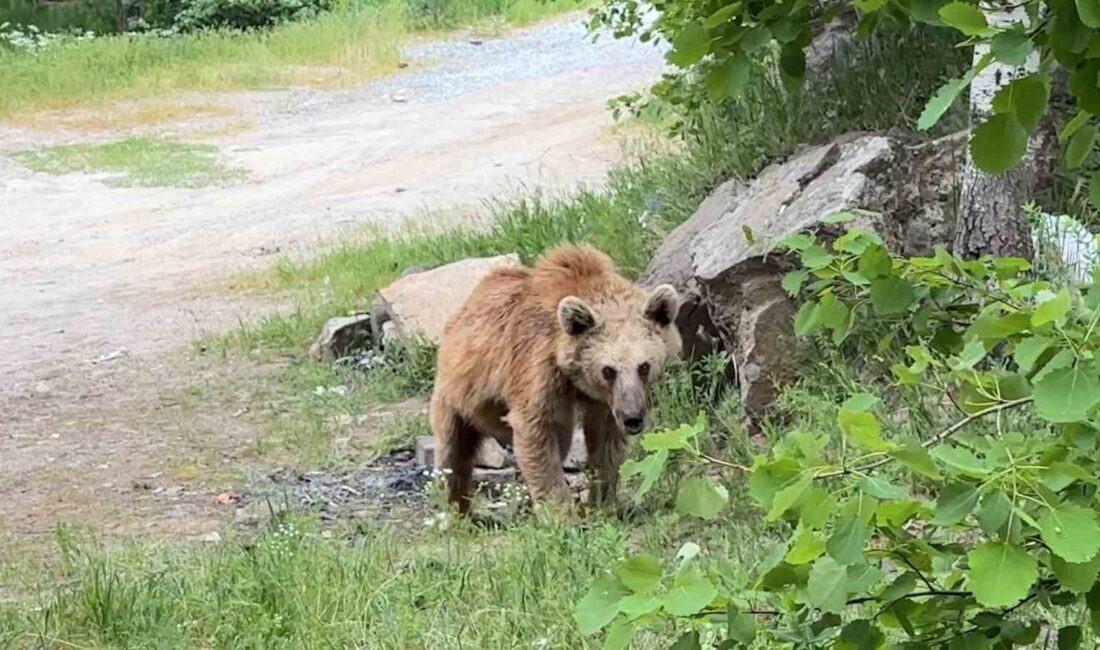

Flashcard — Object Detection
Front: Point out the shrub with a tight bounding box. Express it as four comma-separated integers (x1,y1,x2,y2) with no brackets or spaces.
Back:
172,0,332,31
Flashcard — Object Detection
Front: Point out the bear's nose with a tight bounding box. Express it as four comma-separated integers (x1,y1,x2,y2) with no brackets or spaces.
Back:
623,416,645,435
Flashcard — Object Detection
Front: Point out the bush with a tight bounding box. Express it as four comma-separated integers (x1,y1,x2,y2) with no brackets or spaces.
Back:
172,0,332,31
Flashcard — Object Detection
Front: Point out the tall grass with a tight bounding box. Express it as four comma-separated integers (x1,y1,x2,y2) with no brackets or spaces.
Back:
0,0,587,117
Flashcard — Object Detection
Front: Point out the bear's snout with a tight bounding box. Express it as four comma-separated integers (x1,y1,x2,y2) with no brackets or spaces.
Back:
620,410,646,435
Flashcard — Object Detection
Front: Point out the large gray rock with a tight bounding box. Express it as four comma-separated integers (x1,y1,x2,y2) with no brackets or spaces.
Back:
641,132,962,427
374,254,521,346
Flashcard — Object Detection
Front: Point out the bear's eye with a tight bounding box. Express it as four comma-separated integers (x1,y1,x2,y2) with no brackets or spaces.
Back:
602,366,617,382
638,362,651,379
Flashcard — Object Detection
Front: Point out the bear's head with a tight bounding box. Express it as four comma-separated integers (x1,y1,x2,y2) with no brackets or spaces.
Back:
556,284,682,435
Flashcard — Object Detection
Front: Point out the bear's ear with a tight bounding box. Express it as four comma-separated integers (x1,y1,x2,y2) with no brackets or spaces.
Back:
644,284,679,327
558,296,598,336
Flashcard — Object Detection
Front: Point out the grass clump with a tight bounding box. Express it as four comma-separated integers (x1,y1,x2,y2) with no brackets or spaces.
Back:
0,0,588,118
14,136,246,187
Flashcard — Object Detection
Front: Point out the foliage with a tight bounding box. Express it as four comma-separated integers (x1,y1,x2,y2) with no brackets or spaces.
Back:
172,0,331,31
578,223,1100,647
592,0,1100,208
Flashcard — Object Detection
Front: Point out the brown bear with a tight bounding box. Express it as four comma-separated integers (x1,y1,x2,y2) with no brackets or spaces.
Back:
429,244,681,514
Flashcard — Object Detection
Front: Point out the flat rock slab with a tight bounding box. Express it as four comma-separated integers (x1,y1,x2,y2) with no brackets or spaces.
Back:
377,254,521,346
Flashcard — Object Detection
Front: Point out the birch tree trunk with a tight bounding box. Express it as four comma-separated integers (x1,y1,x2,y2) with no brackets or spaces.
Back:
954,4,1041,259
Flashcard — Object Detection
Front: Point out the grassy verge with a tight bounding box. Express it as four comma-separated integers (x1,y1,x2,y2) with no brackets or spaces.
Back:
14,136,246,187
0,0,587,118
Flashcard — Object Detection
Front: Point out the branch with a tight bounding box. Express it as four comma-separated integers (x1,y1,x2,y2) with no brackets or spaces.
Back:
698,452,751,472
817,397,1032,480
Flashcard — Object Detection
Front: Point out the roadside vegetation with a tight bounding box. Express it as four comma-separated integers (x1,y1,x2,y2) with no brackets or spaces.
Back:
15,136,246,187
0,0,588,117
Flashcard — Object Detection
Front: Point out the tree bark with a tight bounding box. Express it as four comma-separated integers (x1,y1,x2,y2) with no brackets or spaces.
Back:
954,4,1040,260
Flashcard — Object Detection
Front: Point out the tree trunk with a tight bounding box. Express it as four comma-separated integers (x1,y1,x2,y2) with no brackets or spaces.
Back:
954,4,1040,260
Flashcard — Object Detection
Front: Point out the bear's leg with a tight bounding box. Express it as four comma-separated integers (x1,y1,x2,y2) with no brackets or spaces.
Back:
508,410,571,502
583,403,628,505
431,397,481,515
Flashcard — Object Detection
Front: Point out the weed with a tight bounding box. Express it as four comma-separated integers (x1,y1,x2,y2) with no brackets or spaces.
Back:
14,136,246,187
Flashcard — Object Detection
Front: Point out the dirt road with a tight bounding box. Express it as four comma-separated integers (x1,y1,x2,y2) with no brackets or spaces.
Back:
0,15,665,542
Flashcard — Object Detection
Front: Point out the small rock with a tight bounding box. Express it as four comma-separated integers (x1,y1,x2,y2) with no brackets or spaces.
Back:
398,62,409,69
213,491,239,505
469,38,483,45
391,91,408,103
308,314,373,362
474,437,511,469
200,532,222,544
415,436,435,467
94,349,127,363
33,381,50,396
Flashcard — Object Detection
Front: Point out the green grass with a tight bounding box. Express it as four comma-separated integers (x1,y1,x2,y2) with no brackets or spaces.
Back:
14,136,246,187
0,0,588,118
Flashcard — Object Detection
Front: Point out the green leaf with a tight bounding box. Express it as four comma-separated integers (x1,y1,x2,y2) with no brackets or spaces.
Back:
953,339,987,370
741,26,772,53
970,113,1029,174
1039,503,1100,562
703,2,742,28
617,592,662,619
1058,625,1083,650
827,516,871,566
932,482,979,525
1062,110,1094,143
620,449,669,503
1013,335,1054,373
617,554,662,594
676,476,729,520
726,603,757,644
1079,0,1100,28
1034,366,1100,423
838,409,893,452
662,568,717,616
1052,552,1100,593
918,73,973,130
967,542,1038,608
782,269,809,296
931,445,990,478
603,619,636,650
846,562,884,593
794,300,822,336
1071,60,1100,114
669,23,710,67
992,74,1049,132
1033,289,1072,326
670,631,700,650
807,556,849,613
911,0,949,22
842,393,880,412
1091,171,1100,212
706,57,751,101
801,244,834,269
858,245,893,278
767,476,812,521
890,442,942,480
939,1,989,35
977,490,1013,535
1067,124,1098,169
860,475,907,500
575,573,629,635
787,526,827,565
838,619,885,650
990,31,1032,65
870,276,915,315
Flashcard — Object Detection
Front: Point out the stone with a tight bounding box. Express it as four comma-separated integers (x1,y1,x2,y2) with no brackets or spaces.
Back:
640,179,746,358
414,435,512,469
308,314,373,362
649,133,959,427
415,436,435,468
474,437,511,469
374,254,521,346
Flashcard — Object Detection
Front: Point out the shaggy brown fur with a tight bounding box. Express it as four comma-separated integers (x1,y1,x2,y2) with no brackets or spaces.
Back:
429,245,681,513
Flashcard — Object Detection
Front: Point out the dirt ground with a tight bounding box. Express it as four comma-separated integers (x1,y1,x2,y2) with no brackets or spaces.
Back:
0,15,665,545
